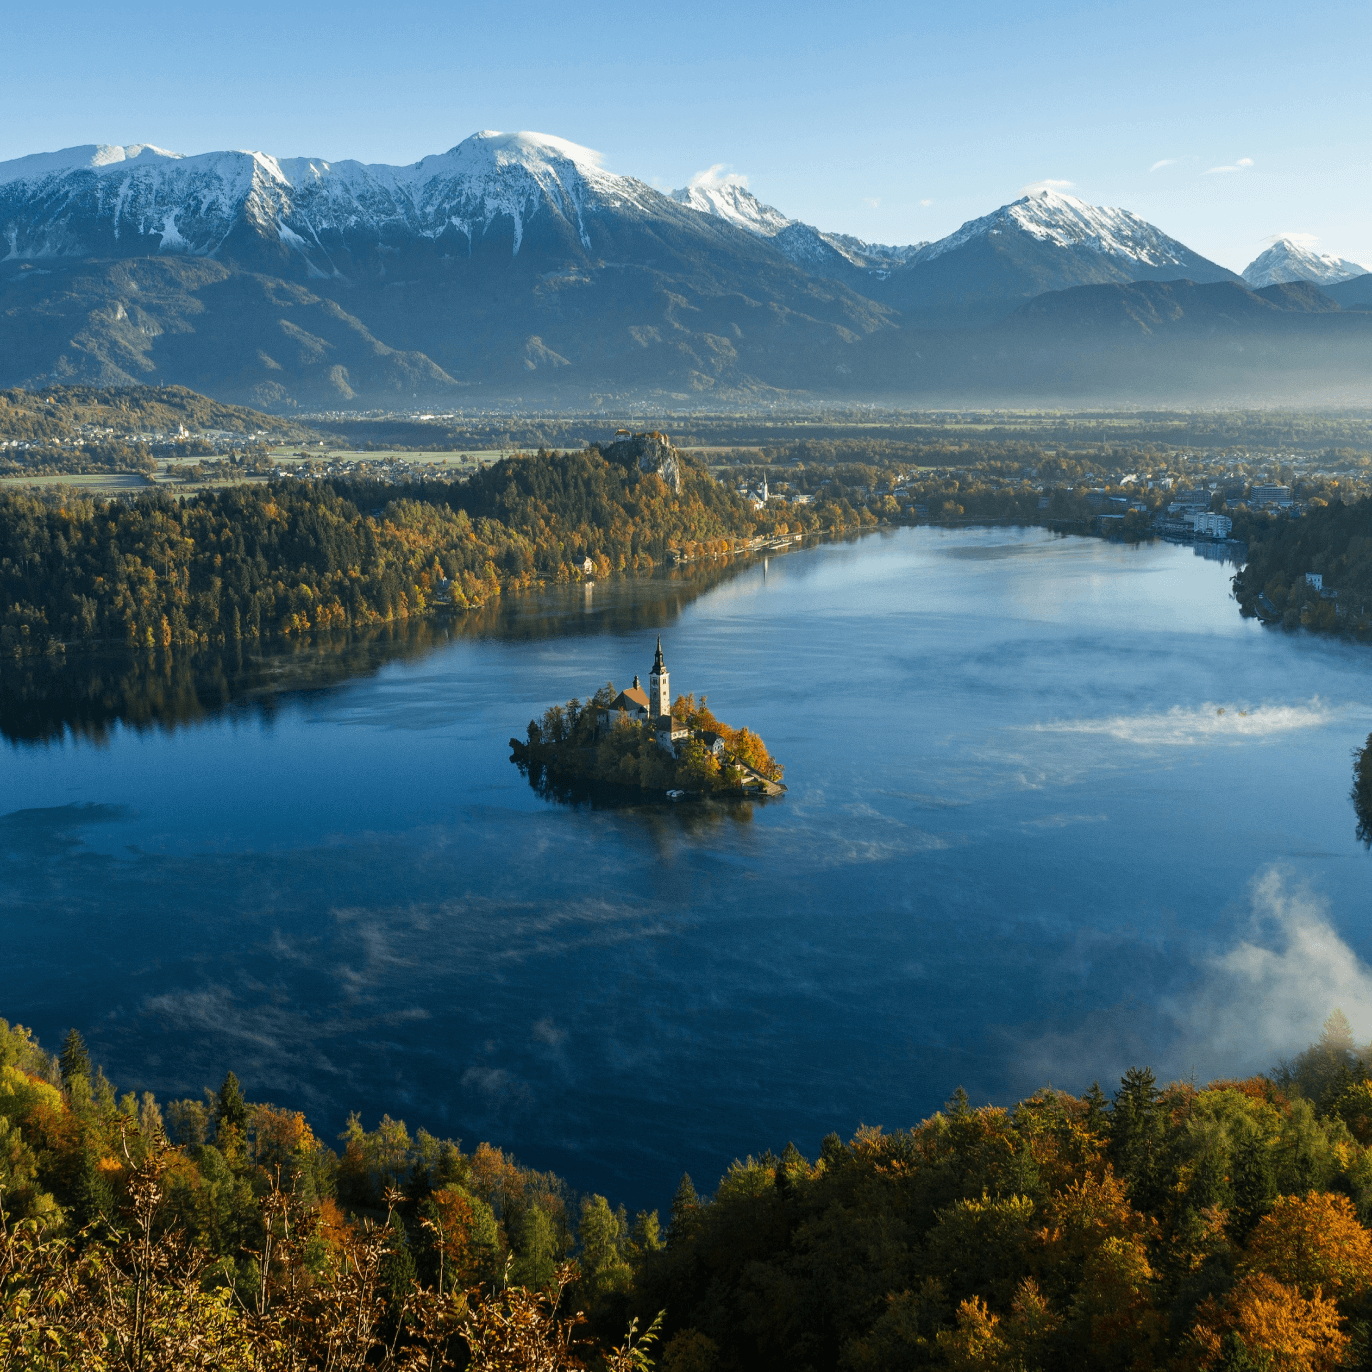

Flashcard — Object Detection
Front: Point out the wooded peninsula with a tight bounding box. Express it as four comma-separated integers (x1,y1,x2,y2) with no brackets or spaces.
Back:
0,437,815,658
5,1012,1372,1370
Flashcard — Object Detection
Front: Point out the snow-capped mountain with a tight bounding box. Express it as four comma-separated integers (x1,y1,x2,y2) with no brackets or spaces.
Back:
670,172,923,274
670,172,791,238
875,188,1238,327
1241,235,1369,289
0,131,898,406
914,189,1209,272
0,132,668,270
5,131,1354,407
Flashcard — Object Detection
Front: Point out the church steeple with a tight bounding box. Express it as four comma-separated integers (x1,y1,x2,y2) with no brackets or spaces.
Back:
648,636,669,719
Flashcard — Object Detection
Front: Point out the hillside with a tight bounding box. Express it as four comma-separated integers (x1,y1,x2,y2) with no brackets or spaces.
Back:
1232,496,1372,631
0,437,799,655
0,382,313,442
4,1010,1372,1370
850,278,1372,406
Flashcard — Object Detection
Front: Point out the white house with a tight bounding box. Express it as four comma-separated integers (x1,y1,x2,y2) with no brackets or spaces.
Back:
1189,512,1232,538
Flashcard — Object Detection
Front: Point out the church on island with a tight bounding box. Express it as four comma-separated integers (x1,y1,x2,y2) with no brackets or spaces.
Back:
597,637,700,751
512,633,784,795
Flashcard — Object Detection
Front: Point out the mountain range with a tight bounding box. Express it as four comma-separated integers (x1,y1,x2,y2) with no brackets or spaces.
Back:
2,131,1370,408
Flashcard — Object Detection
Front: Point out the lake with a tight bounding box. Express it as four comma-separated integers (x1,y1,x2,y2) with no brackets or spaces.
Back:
4,526,1371,1211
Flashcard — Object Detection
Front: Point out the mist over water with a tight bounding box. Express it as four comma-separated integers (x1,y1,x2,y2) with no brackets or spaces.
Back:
4,526,1372,1210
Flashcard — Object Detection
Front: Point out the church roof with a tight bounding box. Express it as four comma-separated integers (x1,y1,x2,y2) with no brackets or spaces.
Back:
611,687,649,712
652,635,665,674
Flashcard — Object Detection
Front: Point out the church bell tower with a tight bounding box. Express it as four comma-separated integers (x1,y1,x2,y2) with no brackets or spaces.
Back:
649,636,670,719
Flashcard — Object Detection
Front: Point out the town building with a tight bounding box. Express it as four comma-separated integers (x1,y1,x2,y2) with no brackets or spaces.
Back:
1190,512,1233,538
1169,489,1211,512
1251,484,1293,507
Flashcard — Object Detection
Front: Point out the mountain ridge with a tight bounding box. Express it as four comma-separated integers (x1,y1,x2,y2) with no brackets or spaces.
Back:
2,130,1369,407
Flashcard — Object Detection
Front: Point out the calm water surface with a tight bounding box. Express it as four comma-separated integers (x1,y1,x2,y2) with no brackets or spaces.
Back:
4,527,1371,1208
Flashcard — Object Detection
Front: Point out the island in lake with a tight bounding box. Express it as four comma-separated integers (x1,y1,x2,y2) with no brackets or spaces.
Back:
510,637,786,798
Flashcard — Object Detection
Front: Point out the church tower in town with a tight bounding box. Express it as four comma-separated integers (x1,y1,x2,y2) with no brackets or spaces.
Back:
649,636,670,719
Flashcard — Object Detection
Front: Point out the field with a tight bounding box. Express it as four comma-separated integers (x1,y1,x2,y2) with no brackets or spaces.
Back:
0,449,519,496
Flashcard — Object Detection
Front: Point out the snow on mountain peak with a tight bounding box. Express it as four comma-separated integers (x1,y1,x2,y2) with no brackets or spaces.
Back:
918,188,1202,270
0,142,187,185
468,130,605,171
668,166,923,271
670,167,792,238
1241,234,1368,288
0,130,660,264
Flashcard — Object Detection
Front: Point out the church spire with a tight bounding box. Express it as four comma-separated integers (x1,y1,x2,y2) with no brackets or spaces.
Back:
648,635,669,720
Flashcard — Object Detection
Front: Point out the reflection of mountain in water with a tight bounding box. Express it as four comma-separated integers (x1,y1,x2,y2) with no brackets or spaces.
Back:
0,558,758,744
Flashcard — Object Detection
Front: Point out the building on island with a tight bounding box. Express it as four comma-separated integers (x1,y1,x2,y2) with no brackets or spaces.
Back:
606,679,650,722
699,730,728,757
597,637,673,737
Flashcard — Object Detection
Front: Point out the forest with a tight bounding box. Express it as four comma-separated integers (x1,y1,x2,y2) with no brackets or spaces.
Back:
511,689,785,797
1233,498,1372,632
0,445,845,658
6,1012,1372,1369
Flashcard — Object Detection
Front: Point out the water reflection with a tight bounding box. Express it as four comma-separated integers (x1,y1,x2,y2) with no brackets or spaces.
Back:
1355,733,1372,846
512,753,763,834
0,557,758,746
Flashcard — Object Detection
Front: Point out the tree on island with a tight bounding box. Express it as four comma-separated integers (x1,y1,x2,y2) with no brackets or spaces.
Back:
514,688,782,796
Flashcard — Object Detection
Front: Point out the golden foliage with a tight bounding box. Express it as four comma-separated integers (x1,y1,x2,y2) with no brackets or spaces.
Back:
1242,1190,1372,1301
1188,1273,1347,1372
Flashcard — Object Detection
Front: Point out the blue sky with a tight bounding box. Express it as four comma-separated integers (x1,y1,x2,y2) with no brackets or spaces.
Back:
4,0,1369,271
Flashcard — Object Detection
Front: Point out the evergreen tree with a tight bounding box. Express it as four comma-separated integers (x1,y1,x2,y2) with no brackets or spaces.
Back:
59,1028,90,1090
1083,1080,1111,1136
216,1071,248,1131
669,1173,700,1248
1230,1134,1277,1242
1111,1066,1165,1204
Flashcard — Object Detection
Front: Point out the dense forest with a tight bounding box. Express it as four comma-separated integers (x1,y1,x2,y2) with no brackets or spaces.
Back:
511,689,785,797
1233,498,1372,631
7,1012,1372,1369
0,445,841,657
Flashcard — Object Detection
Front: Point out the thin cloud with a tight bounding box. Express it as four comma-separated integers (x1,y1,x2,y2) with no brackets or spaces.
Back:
1207,157,1254,174
1150,158,1178,172
920,198,933,207
687,162,748,191
864,196,881,208
1022,178,1074,194
1265,231,1318,247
